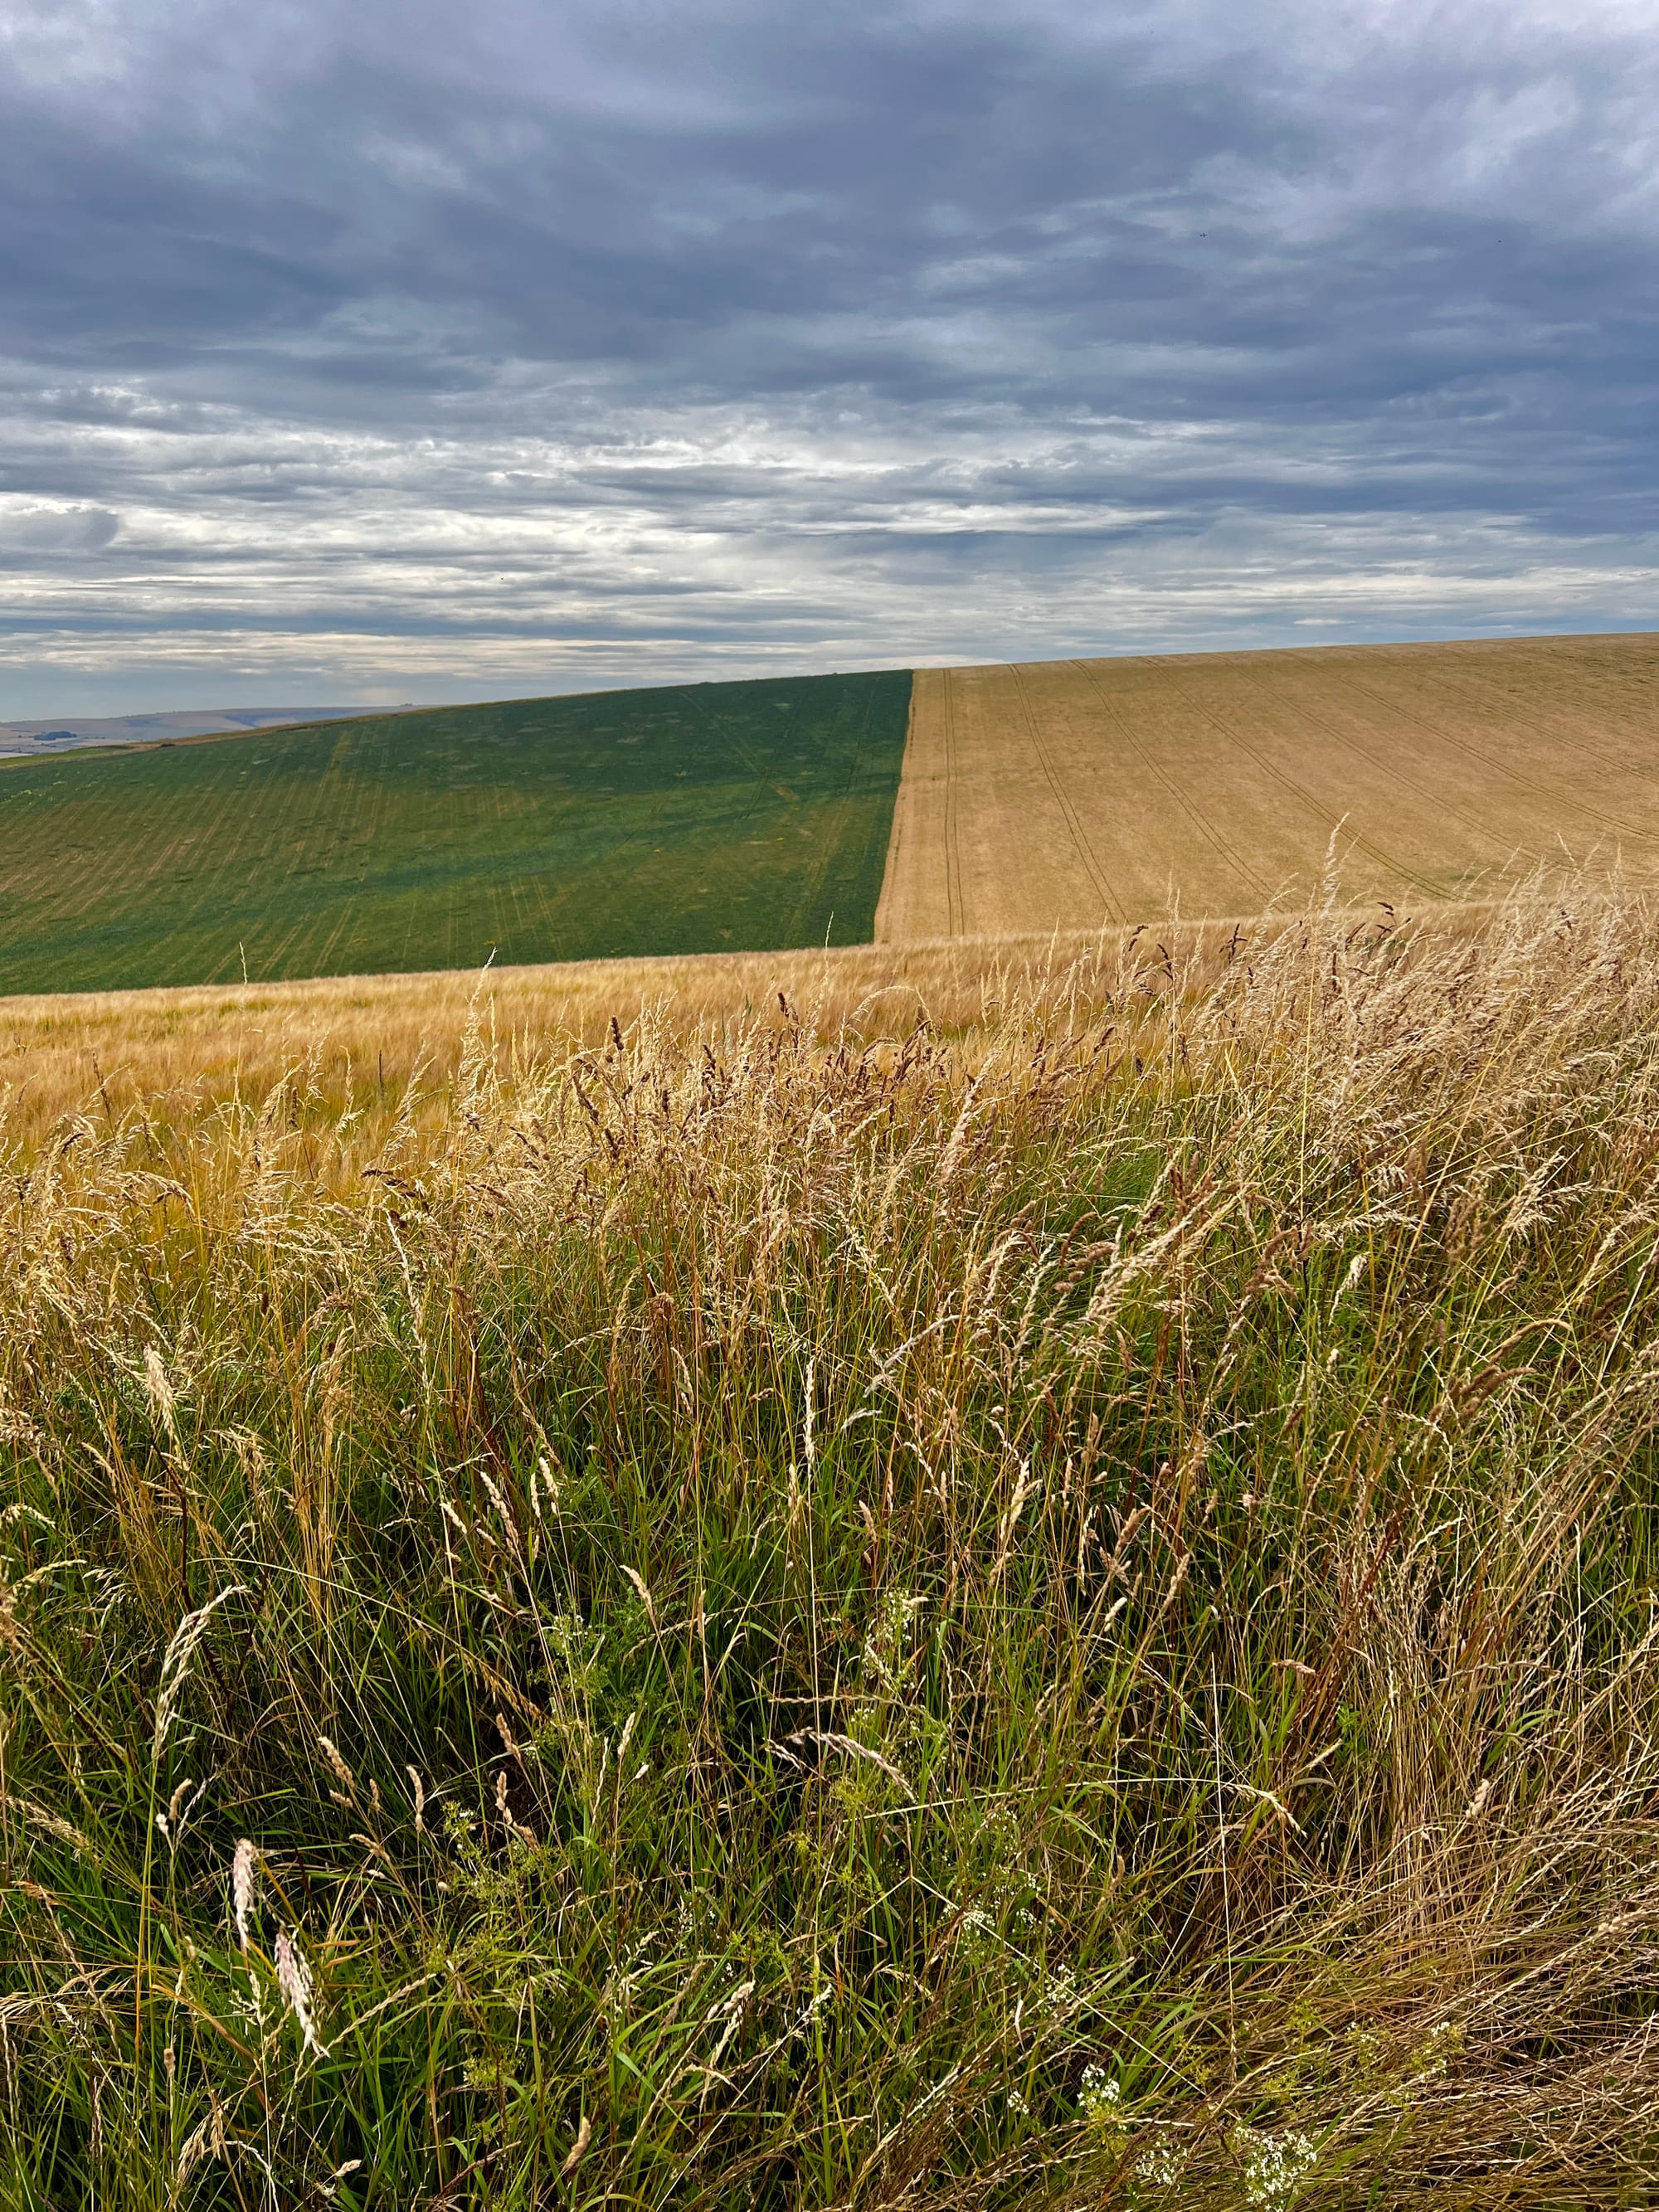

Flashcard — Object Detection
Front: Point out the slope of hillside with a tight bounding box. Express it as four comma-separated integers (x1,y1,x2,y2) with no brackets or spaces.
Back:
0,671,912,993
876,633,1659,937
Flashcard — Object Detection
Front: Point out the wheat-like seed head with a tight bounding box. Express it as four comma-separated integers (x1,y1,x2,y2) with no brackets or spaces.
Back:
231,1839,257,1953
273,1928,326,2058
141,1344,178,1448
315,1736,354,1794
152,1585,247,1758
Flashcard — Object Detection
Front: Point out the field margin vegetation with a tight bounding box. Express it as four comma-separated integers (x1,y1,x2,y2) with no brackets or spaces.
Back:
3,875,1659,2205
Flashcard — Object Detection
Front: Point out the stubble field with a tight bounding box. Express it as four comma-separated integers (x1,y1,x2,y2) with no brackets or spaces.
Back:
875,633,1659,939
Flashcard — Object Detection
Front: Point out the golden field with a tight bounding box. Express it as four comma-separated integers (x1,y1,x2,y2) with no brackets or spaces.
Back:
0,884,1511,1156
0,918,1282,1150
15,634,1659,2201
12,627,1655,1145
875,633,1659,938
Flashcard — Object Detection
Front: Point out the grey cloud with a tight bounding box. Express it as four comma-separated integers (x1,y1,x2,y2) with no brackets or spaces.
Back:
1,0,1657,714
2,504,121,552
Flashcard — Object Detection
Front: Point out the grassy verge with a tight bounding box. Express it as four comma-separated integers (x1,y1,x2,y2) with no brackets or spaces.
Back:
0,670,912,993
3,885,1659,2205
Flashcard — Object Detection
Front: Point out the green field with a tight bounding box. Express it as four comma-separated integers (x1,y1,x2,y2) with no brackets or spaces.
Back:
0,670,912,993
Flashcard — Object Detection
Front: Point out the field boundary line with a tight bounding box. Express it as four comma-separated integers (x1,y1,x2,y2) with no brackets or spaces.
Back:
1008,664,1126,926
1067,659,1273,907
874,671,950,942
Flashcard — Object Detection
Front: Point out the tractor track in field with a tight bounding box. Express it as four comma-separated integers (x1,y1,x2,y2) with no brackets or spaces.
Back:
1007,664,1127,926
1160,676,1447,899
1245,678,1537,866
1064,659,1274,908
1335,675,1659,848
1365,649,1659,771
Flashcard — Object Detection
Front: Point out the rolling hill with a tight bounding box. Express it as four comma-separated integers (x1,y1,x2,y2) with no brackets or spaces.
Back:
877,632,1659,937
0,671,912,993
0,706,361,756
7,632,1659,999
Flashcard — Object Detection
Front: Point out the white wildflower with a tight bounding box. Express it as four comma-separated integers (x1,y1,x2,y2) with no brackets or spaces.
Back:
1232,2124,1317,2208
1079,2064,1121,2122
1040,1963,1079,2015
1133,2134,1188,2190
1411,2019,1460,2083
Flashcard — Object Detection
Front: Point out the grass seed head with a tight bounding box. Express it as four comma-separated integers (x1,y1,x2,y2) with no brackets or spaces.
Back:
231,1839,258,1953
273,1928,326,2059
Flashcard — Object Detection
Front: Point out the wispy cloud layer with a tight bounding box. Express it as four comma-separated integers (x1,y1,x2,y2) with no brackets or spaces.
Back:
3,0,1657,711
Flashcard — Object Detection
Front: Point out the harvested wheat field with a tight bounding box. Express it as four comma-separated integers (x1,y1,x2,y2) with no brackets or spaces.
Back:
876,632,1659,938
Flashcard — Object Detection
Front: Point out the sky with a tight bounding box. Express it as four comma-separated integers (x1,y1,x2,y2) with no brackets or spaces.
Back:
2,0,1657,715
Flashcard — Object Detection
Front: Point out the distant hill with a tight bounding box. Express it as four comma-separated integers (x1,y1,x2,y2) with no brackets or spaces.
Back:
0,673,912,993
0,707,363,756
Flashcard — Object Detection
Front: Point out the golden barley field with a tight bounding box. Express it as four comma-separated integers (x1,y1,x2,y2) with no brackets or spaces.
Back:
0,916,1300,1151
875,633,1659,938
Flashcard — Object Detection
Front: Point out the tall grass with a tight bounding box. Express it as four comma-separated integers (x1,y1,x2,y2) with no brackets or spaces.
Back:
4,882,1659,2205
0,908,1496,1150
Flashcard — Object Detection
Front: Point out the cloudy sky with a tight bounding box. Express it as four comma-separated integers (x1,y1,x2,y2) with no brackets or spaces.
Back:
3,0,1657,714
